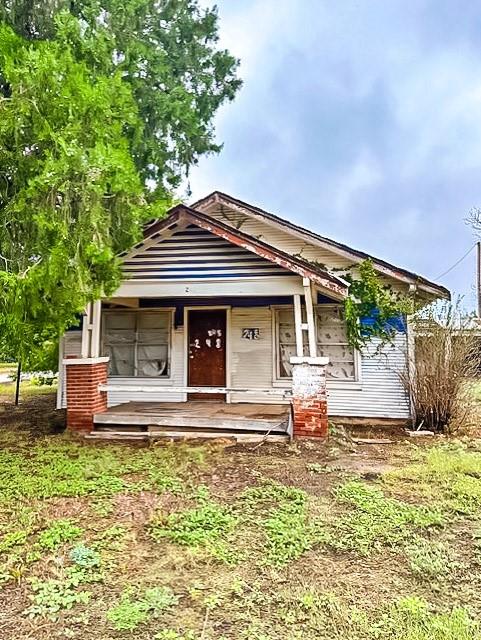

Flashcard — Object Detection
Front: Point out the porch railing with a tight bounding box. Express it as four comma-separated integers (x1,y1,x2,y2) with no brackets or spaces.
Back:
98,384,292,398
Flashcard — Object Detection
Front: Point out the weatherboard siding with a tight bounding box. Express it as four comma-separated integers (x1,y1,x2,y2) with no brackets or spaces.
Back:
201,204,405,290
229,307,283,404
58,332,82,409
328,334,410,418
59,307,410,419
201,205,353,271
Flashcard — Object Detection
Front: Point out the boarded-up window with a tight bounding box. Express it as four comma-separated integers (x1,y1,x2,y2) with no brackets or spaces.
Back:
103,311,171,378
275,306,356,380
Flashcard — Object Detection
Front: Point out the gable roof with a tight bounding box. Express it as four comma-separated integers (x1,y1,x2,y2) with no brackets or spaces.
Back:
191,191,450,300
136,205,349,298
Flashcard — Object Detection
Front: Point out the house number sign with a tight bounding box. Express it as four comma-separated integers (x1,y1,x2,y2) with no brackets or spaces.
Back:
242,328,260,340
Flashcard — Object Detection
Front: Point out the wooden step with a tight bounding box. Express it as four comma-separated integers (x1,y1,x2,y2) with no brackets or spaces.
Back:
86,430,289,443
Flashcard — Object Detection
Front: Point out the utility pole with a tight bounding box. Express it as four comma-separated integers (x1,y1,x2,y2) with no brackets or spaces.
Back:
477,241,481,318
14,360,21,406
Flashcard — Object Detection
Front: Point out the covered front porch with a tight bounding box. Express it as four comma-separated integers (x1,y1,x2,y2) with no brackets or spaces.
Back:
62,206,350,439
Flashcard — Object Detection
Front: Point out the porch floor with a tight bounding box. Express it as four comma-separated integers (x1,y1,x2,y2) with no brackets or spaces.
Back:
92,401,291,438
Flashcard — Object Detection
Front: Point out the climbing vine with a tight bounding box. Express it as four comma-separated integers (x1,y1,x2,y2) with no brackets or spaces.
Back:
343,260,415,350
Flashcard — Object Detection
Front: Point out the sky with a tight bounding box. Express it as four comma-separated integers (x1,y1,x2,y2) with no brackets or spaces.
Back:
187,0,481,308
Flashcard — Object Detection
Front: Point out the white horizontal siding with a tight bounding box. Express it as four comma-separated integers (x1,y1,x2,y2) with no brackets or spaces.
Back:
229,307,285,404
60,308,411,420
203,204,404,290
203,205,353,271
328,333,410,418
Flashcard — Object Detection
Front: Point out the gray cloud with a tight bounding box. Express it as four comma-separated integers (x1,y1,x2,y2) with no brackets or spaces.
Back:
190,0,481,307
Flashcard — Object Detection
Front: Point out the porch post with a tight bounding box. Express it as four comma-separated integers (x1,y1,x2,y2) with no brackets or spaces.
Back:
64,300,108,433
290,356,329,438
293,294,304,357
290,282,329,438
303,278,317,357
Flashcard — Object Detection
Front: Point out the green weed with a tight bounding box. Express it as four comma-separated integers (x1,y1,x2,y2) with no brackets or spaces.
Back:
373,596,480,640
0,439,203,503
106,586,178,631
25,576,91,619
70,544,101,569
150,501,237,548
330,481,443,555
38,519,83,551
404,536,458,579
241,481,329,566
385,444,481,516
0,529,29,553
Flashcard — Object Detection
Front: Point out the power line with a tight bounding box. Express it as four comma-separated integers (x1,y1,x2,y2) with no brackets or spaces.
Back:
435,243,477,280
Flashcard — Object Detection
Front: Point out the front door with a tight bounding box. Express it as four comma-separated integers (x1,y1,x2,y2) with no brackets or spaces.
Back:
188,309,227,401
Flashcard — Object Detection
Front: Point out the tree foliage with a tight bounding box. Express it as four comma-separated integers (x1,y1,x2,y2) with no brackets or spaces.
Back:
0,2,241,367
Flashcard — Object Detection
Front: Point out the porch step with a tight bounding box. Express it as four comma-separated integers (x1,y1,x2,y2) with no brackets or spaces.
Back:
86,430,289,443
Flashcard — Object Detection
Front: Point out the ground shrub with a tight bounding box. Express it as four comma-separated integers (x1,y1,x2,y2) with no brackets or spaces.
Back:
400,302,481,432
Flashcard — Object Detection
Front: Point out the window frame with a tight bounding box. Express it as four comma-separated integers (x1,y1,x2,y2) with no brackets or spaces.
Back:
102,308,174,379
271,304,362,387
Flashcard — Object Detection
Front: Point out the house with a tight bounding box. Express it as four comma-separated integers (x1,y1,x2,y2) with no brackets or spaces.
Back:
58,191,450,440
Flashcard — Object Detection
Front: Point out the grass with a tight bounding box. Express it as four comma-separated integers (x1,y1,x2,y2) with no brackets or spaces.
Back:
0,379,58,399
1,392,481,638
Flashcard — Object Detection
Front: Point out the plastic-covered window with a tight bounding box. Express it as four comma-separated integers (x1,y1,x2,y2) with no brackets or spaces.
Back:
316,307,355,380
276,306,356,380
103,312,170,378
276,309,307,378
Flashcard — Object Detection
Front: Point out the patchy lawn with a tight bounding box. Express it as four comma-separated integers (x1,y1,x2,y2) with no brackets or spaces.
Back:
1,393,481,639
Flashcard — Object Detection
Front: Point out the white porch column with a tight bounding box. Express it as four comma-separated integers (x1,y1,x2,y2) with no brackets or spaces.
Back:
80,300,102,358
303,278,317,358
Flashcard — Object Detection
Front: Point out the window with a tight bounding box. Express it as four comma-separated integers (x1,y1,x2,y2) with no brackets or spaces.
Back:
103,311,171,378
274,305,357,381
316,306,356,380
276,308,307,378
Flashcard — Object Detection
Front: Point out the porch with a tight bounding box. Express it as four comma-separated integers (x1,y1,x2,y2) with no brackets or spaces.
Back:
88,400,291,442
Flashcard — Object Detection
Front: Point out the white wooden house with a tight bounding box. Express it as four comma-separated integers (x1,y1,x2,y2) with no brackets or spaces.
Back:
59,192,449,440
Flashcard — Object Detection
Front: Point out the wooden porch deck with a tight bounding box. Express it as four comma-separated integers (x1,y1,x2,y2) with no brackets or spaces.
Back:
90,401,291,442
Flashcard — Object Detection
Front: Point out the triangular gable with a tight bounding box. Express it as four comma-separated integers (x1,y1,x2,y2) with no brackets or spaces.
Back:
124,205,349,298
192,191,450,300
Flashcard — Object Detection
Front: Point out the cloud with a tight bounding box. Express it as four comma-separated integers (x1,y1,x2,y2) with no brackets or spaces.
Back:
190,0,481,307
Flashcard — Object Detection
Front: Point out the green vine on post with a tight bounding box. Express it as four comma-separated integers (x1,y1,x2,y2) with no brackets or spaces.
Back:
343,260,414,350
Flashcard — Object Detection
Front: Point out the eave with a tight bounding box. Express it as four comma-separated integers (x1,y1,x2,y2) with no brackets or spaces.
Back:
134,205,349,299
192,191,450,300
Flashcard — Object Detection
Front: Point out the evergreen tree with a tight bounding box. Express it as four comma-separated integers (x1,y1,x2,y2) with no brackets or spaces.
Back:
0,2,241,367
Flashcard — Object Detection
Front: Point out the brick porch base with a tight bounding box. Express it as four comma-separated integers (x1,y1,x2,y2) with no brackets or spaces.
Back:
64,358,109,432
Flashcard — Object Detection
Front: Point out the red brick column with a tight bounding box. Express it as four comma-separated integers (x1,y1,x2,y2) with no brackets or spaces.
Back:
290,357,329,438
64,357,109,432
